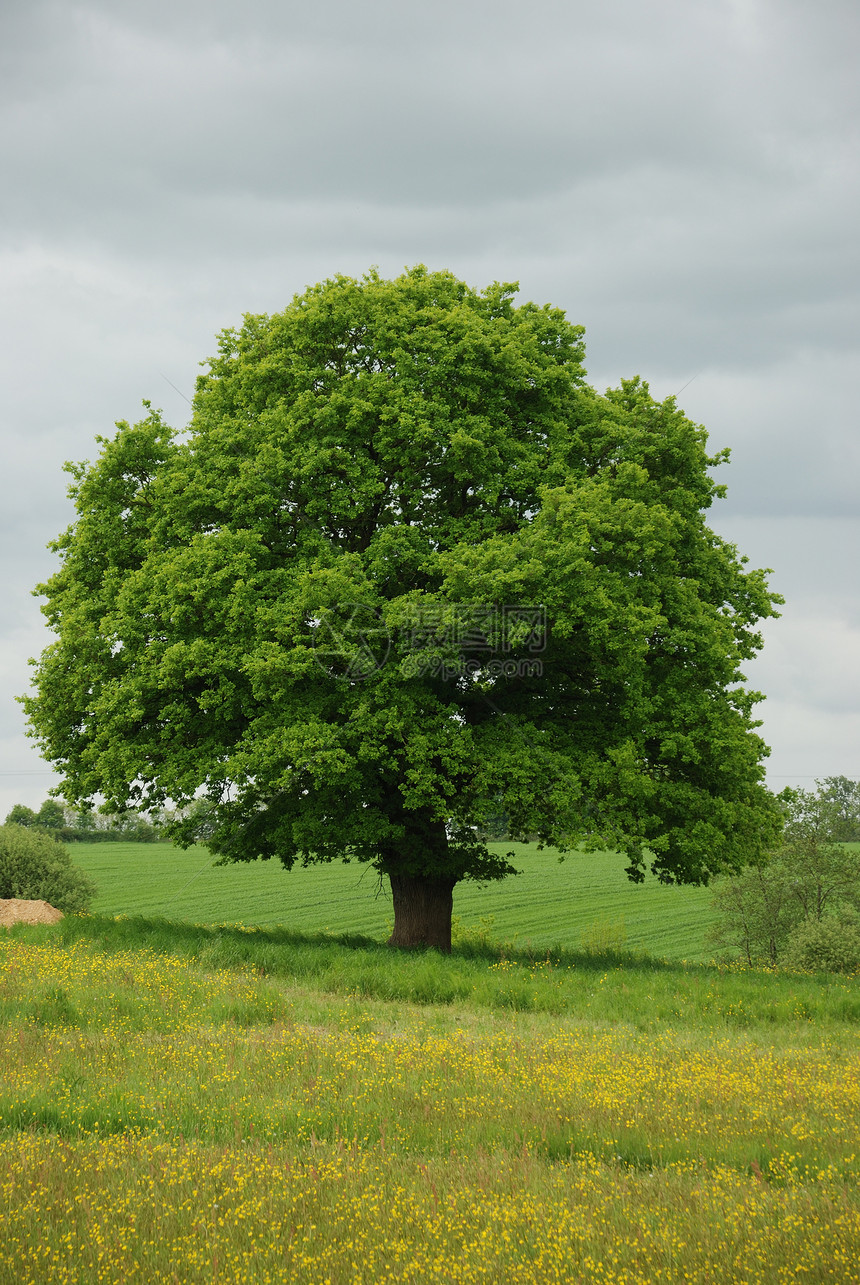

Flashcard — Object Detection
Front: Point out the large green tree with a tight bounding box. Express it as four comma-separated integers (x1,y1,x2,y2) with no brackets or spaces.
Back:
23,267,782,949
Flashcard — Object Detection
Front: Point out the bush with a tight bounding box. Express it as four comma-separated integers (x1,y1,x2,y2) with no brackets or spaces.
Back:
708,860,798,966
781,911,860,976
451,914,503,953
709,780,860,967
0,825,96,914
578,916,628,955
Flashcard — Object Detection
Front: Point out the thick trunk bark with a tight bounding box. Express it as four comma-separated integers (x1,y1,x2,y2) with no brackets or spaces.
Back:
387,873,456,952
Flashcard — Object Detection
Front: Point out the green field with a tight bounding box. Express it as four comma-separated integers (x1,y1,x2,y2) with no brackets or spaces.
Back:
70,840,718,960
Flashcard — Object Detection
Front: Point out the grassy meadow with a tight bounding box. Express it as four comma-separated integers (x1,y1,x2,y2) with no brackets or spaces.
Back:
69,840,718,960
1,844,859,1282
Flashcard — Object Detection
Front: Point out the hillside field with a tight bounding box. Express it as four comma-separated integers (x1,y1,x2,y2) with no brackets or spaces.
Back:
70,840,718,960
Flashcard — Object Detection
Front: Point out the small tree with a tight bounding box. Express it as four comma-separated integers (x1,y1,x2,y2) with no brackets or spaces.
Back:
0,825,96,914
37,800,66,831
4,805,37,827
709,858,797,966
710,781,860,966
817,775,860,842
22,267,782,949
779,784,860,922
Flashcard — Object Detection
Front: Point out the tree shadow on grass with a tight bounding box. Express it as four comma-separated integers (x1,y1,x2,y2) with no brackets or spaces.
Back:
43,911,695,979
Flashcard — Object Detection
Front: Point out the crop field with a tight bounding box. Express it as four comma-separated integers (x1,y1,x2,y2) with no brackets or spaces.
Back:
1,911,859,1283
70,841,718,960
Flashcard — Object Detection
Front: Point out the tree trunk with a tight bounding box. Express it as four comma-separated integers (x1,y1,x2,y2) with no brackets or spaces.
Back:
387,873,456,952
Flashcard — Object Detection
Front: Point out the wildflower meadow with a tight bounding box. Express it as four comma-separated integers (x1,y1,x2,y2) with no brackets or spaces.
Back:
1,908,858,1283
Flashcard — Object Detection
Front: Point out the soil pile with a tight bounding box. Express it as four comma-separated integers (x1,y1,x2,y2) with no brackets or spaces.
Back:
0,899,64,927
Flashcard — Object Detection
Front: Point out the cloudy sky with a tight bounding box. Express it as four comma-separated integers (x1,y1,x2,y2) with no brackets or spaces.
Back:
1,0,858,816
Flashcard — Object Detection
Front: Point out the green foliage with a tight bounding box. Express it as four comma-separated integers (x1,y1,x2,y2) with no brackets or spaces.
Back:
578,916,629,955
781,909,860,976
0,825,97,913
709,781,860,967
778,783,860,919
105,811,163,843
65,805,163,843
4,801,162,844
4,805,37,827
165,798,219,845
473,803,509,842
709,860,795,966
69,807,98,832
23,266,781,926
449,914,505,953
816,775,860,842
36,800,66,830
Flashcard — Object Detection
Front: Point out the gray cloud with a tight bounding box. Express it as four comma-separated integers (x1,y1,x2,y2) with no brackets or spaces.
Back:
709,516,860,784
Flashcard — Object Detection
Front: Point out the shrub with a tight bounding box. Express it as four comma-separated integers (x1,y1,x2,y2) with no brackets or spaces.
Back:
0,824,96,914
708,860,798,966
709,780,860,967
781,910,860,976
579,916,628,955
451,914,502,953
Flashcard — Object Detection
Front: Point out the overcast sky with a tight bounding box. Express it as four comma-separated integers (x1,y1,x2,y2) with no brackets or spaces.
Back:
1,0,858,816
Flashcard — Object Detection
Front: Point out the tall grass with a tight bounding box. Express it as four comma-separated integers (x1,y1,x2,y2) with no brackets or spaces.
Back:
23,911,860,1033
1,919,858,1283
4,1134,856,1285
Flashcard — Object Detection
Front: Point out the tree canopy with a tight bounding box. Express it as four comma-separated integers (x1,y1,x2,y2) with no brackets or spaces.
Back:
23,266,783,948
5,800,65,831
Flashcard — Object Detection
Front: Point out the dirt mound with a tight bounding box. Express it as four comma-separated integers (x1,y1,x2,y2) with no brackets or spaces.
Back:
0,899,64,927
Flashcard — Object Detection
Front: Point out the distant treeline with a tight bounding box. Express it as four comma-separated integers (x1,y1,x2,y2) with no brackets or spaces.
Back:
4,800,163,843
5,778,860,848
58,825,163,843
